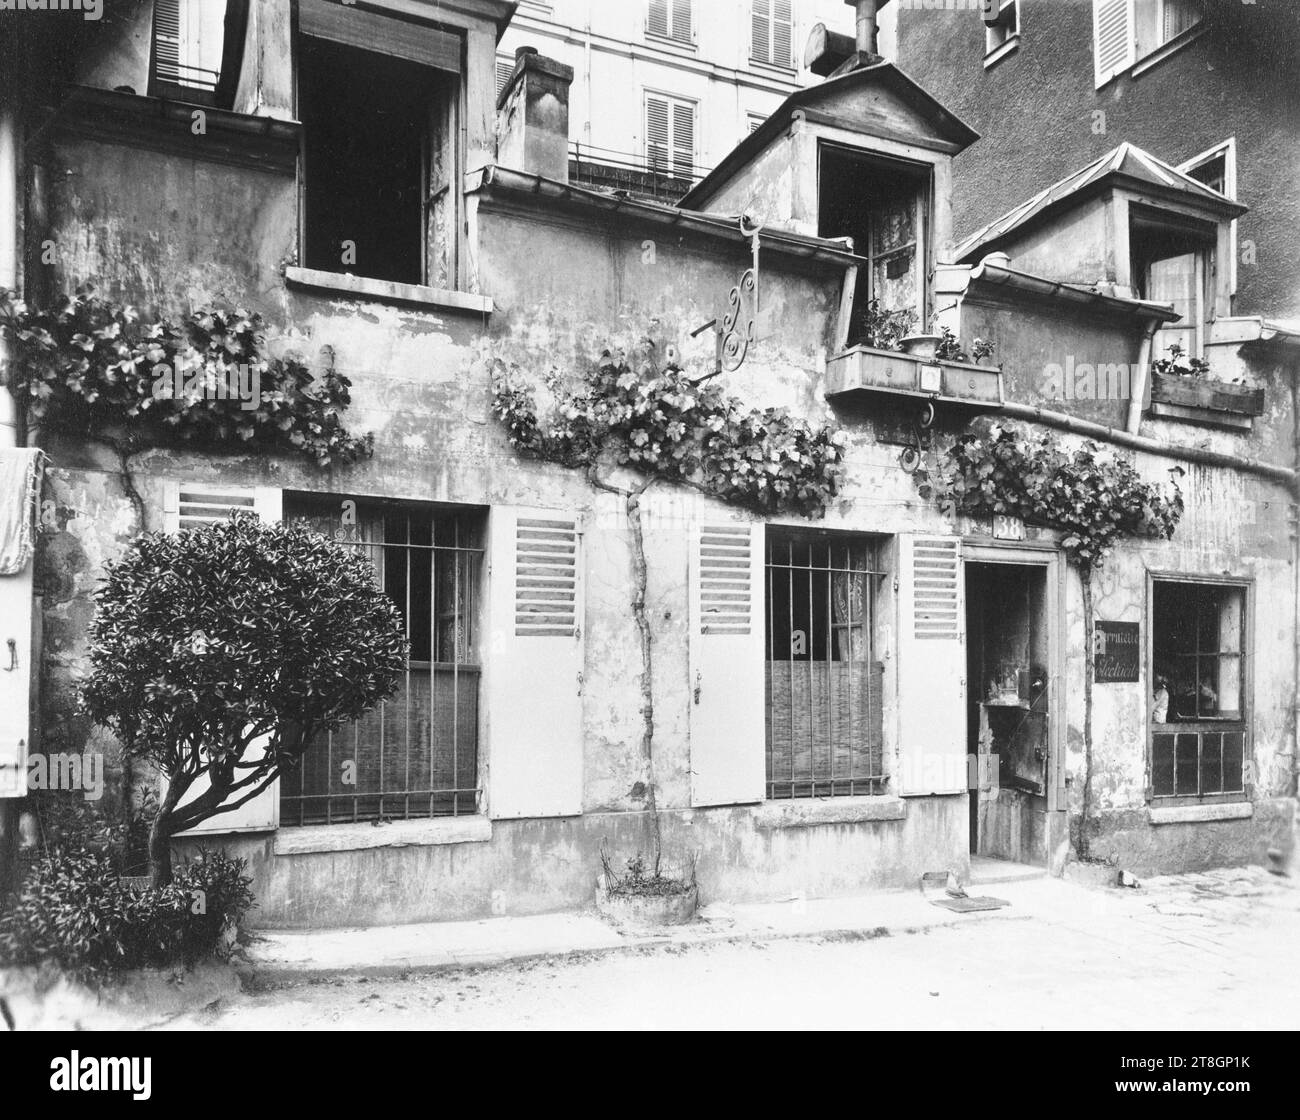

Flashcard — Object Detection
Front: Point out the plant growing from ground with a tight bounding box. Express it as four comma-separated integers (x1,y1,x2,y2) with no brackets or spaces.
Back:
0,287,373,529
915,422,1183,857
599,843,697,898
493,347,845,876
81,515,408,886
0,847,255,982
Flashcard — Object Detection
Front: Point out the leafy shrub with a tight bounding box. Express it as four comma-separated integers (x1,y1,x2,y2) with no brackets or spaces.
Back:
854,299,917,351
0,848,255,981
0,287,372,467
81,514,408,883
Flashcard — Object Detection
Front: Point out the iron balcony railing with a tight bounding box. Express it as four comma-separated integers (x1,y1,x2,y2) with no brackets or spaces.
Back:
568,141,712,202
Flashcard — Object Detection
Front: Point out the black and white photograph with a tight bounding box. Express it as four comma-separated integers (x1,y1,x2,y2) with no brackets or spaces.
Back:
0,0,1296,1066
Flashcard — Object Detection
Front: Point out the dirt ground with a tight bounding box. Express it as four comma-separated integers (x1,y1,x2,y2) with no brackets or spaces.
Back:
158,867,1300,1030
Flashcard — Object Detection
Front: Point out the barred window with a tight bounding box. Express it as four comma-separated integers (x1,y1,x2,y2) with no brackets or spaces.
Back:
765,531,885,799
279,494,484,825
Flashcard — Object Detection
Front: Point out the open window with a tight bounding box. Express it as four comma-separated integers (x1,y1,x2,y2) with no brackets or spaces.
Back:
1134,0,1203,60
818,144,931,347
1094,0,1203,86
1130,206,1216,360
1150,579,1248,801
764,530,886,800
297,2,463,288
1180,138,1237,299
150,0,249,108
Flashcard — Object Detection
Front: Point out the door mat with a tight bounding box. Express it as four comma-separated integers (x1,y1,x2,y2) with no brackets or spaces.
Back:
930,895,1010,913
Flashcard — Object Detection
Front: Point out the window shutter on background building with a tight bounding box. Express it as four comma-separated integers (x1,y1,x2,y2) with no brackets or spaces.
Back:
671,100,695,177
485,506,584,819
1093,0,1135,87
648,0,670,38
895,535,967,795
689,522,765,807
752,0,792,67
161,482,282,833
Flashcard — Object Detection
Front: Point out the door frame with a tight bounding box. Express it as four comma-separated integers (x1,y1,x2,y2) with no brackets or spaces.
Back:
962,540,1067,825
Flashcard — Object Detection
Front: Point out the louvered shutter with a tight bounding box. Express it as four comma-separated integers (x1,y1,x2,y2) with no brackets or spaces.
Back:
671,101,695,178
496,55,514,100
152,0,182,85
1093,0,1135,88
645,94,671,172
772,0,793,68
0,455,40,799
647,0,670,38
485,507,584,818
161,481,282,833
751,0,771,64
671,0,692,42
896,535,967,795
689,522,765,807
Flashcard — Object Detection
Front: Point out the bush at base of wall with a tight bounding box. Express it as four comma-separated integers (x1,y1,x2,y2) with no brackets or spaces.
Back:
0,848,255,983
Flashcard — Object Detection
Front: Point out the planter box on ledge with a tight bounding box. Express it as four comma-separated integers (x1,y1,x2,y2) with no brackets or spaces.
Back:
825,345,1003,410
1149,371,1265,431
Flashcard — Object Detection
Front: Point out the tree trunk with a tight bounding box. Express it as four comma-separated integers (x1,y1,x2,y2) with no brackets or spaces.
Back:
625,489,662,875
1079,568,1095,860
148,813,174,888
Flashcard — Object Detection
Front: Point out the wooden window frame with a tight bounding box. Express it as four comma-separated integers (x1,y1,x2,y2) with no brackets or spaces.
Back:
1146,571,1252,806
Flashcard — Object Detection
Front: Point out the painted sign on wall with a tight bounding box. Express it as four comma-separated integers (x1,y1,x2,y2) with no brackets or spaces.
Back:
1094,621,1140,683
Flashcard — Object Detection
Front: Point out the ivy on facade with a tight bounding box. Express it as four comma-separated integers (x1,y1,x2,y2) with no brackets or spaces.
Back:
916,422,1184,569
0,288,373,468
491,351,847,518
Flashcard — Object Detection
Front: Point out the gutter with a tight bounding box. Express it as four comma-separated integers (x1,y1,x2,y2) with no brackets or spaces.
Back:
466,164,867,269
996,400,1297,490
964,259,1180,323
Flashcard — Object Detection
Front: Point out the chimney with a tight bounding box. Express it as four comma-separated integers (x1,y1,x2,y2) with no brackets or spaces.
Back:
851,0,880,56
496,46,574,184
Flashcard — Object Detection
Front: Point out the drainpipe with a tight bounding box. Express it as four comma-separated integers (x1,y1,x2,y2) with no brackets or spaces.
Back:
1125,319,1158,435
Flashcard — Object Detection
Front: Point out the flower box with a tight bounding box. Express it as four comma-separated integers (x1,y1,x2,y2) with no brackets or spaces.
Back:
825,345,1003,409
1149,371,1265,422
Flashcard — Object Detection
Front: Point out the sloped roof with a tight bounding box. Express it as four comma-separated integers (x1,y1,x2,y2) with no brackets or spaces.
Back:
680,59,978,210
955,142,1248,262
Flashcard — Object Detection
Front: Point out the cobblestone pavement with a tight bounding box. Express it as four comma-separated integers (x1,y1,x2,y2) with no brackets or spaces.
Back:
162,866,1300,1030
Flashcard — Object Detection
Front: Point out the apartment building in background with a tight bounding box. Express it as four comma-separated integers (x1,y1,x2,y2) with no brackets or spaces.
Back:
498,0,857,199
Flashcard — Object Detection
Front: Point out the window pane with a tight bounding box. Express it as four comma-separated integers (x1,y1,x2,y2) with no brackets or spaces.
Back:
1152,733,1176,796
1199,731,1222,794
1223,733,1244,792
1174,733,1199,795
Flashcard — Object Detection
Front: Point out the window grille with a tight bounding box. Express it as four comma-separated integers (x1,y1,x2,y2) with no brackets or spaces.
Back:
765,533,885,799
279,495,484,825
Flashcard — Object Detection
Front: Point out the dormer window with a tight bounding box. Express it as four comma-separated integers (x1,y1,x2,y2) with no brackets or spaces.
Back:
1130,207,1216,359
818,144,931,347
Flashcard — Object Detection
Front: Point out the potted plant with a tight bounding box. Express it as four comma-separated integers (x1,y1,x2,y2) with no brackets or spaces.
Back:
855,299,917,352
595,845,698,929
1148,343,1265,417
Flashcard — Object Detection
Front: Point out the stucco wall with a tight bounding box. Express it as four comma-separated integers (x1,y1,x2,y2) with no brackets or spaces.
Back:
896,0,1300,319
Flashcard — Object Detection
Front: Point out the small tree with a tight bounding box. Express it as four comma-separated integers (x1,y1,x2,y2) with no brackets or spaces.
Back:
82,515,408,886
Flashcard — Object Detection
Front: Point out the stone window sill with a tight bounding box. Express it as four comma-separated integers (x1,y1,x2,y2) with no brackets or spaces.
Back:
753,795,906,830
1148,801,1252,826
274,815,492,855
284,267,494,315
1131,24,1207,80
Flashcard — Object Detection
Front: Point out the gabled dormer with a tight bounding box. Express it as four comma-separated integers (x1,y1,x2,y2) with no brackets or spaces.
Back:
955,142,1247,363
679,59,977,347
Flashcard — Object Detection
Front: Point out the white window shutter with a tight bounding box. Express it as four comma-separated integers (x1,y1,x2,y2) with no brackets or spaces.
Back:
0,564,34,799
485,506,584,819
1093,0,1135,88
689,522,765,807
772,0,793,67
751,0,770,64
671,0,692,42
162,481,282,833
645,94,671,172
647,0,669,38
895,535,968,795
671,101,695,177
